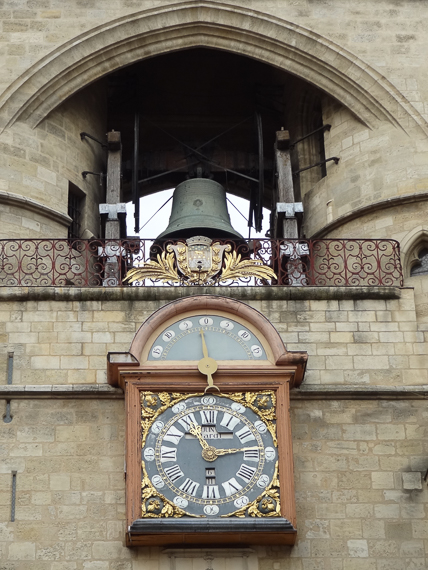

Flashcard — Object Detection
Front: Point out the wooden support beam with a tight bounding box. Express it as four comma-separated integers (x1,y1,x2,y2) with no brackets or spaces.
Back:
274,130,298,239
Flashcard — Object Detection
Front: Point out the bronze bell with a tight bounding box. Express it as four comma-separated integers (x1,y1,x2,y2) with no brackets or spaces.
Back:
156,179,244,241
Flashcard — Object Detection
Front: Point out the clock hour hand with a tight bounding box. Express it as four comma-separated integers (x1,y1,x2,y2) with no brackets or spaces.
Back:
188,423,209,450
200,329,209,359
213,446,262,456
198,330,220,393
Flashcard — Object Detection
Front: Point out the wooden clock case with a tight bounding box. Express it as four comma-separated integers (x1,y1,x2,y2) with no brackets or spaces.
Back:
107,296,307,547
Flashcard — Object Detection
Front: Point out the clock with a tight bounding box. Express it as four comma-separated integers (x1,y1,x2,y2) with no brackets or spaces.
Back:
113,296,306,546
146,314,269,362
140,392,278,519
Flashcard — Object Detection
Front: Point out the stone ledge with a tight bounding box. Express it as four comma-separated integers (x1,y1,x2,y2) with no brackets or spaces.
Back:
1,384,426,400
0,285,403,302
292,384,428,400
0,384,123,398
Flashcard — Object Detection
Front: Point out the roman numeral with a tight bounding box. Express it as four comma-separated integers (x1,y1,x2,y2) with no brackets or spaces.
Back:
200,410,218,425
163,425,184,445
177,413,197,431
236,463,257,483
179,478,200,496
243,449,260,462
236,426,255,444
160,446,177,462
163,464,184,483
222,477,243,497
202,485,220,499
220,412,240,431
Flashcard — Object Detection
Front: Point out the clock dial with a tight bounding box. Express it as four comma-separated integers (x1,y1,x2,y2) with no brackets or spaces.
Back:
142,393,277,518
148,314,267,361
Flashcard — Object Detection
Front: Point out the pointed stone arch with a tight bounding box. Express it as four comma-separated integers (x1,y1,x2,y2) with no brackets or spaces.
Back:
400,226,428,278
0,1,426,135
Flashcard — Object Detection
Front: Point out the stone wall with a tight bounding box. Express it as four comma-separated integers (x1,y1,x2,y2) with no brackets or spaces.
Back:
1,287,426,388
0,395,426,569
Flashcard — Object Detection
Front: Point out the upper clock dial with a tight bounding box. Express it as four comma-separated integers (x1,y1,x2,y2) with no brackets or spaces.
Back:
148,314,267,361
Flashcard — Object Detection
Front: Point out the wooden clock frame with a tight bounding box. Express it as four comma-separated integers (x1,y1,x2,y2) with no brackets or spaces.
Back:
107,296,307,547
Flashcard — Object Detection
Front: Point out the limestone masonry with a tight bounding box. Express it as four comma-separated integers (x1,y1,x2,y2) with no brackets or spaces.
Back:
1,1,428,569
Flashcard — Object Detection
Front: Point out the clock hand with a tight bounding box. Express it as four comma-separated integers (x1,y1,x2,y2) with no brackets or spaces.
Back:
188,423,209,450
200,329,209,359
198,330,220,393
213,446,262,456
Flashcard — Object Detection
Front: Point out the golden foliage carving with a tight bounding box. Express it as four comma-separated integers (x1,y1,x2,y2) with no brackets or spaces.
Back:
124,242,277,285
219,251,277,282
123,251,180,284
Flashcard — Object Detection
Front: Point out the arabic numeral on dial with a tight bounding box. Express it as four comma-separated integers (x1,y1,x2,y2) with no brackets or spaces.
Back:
234,495,249,508
235,426,256,444
151,346,163,358
160,446,177,462
204,505,219,516
179,320,193,330
201,396,216,405
173,496,188,508
151,475,164,489
143,447,155,461
179,478,200,496
238,330,251,341
236,463,257,483
199,317,213,326
254,420,267,433
151,421,164,434
251,345,263,357
220,320,234,330
164,464,184,483
162,330,175,342
257,474,270,489
265,447,276,461
172,402,186,413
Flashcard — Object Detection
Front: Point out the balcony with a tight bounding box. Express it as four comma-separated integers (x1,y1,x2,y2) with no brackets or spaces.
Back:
0,238,403,288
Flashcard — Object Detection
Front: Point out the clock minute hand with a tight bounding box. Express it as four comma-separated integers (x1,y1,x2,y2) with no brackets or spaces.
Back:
214,446,262,456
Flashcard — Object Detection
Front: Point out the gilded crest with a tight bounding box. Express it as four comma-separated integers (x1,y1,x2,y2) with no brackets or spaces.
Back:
124,236,277,285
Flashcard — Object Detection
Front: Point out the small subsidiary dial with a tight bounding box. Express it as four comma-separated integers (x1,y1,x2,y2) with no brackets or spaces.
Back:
148,315,267,361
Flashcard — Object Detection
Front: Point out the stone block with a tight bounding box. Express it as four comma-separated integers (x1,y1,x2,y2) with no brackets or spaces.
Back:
8,541,36,560
402,472,422,490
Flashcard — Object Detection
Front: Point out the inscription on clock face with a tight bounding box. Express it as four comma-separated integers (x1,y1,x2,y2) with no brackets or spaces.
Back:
148,315,267,361
142,394,277,518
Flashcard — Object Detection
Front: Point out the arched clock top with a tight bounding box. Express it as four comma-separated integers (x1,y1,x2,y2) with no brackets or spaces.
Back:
107,296,307,388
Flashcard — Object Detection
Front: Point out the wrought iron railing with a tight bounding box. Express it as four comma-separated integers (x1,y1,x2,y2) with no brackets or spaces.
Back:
0,238,403,287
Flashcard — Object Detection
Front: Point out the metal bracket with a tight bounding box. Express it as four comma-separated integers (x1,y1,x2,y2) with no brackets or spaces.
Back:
80,132,108,149
290,124,331,149
82,171,105,180
293,156,340,176
276,202,304,218
99,203,127,220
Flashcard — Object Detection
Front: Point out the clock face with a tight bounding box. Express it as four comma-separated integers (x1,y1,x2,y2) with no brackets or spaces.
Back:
148,314,267,361
141,393,277,518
